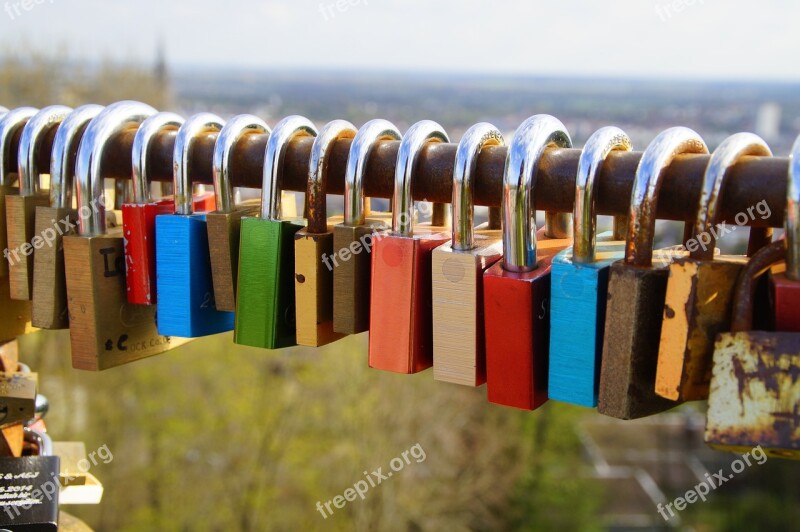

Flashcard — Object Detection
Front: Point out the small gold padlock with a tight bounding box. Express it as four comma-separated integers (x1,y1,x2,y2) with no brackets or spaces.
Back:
63,101,181,371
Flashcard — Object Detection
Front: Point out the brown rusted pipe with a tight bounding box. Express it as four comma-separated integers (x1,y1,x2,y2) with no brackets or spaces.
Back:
7,129,788,228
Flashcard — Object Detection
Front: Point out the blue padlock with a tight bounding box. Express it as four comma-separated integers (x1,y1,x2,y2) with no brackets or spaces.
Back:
155,113,234,337
548,127,633,407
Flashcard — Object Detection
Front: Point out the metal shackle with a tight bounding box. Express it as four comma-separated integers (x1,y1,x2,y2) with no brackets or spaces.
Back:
132,112,184,205
212,114,270,214
0,107,38,187
174,113,224,215
307,119,357,234
787,134,800,280
17,105,72,197
50,105,104,209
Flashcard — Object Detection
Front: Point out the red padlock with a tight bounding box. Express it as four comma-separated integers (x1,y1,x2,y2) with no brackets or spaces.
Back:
123,112,216,304
368,120,451,374
484,115,574,410
771,135,800,331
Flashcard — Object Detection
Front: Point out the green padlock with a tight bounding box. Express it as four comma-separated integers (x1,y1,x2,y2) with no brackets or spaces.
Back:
235,116,317,349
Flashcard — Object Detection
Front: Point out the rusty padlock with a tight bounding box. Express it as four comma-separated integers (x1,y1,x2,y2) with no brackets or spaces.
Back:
7,106,72,301
235,116,318,349
431,123,504,386
368,121,451,374
207,114,271,312
333,119,401,335
656,133,773,402
63,101,179,371
123,112,185,305
597,127,708,419
32,105,103,329
0,107,37,342
706,240,800,458
770,134,800,332
294,120,356,347
484,115,574,410
548,126,633,407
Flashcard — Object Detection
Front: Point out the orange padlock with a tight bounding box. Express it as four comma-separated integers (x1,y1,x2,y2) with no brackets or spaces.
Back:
368,120,451,374
484,115,574,410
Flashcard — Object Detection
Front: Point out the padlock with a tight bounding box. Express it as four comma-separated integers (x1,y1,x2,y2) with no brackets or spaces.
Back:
548,126,633,407
0,371,37,429
294,120,356,347
64,101,179,371
123,112,185,306
770,134,800,332
656,133,773,402
484,115,574,410
207,114,271,312
705,240,800,458
0,427,59,530
0,107,37,342
333,119,401,335
32,105,103,329
597,127,708,419
431,122,504,385
368,120,451,373
6,106,72,301
52,441,104,505
155,113,232,337
235,116,318,349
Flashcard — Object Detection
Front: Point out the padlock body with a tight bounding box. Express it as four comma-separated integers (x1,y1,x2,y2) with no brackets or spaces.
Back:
6,193,50,301
332,224,379,335
0,455,60,530
155,213,234,337
598,261,679,419
0,372,37,429
548,236,625,407
235,217,302,349
124,193,216,305
0,185,19,278
31,206,78,329
0,276,33,343
656,256,745,401
369,230,450,374
294,227,343,347
484,258,554,410
431,235,502,386
64,231,179,370
771,272,800,333
706,331,800,458
206,205,258,312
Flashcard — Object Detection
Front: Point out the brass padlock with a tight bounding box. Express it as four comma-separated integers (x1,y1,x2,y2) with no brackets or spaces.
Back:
294,120,356,347
64,101,179,371
207,114,270,312
0,107,37,342
598,127,708,419
32,105,104,329
432,122,504,386
333,119,401,335
706,241,800,458
7,106,72,301
656,132,773,402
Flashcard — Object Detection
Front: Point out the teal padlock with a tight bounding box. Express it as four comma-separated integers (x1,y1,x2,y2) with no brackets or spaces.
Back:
548,127,632,407
235,116,318,349
155,113,234,337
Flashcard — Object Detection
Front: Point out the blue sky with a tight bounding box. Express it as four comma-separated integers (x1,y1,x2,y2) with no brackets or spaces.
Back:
1,0,798,80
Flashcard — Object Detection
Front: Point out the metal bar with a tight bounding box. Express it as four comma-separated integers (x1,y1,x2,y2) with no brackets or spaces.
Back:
5,129,789,228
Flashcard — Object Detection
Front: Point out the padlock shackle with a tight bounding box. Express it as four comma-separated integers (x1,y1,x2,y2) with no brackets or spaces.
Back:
0,107,37,187
261,115,317,221
344,119,402,227
573,126,633,263
787,135,800,280
502,114,572,272
50,105,104,209
691,132,772,261
452,123,504,251
132,112,184,205
625,127,708,267
0,106,8,115
213,115,270,214
18,105,72,197
23,426,53,456
393,121,449,236
731,240,786,332
174,113,224,215
307,120,357,234
76,101,157,236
